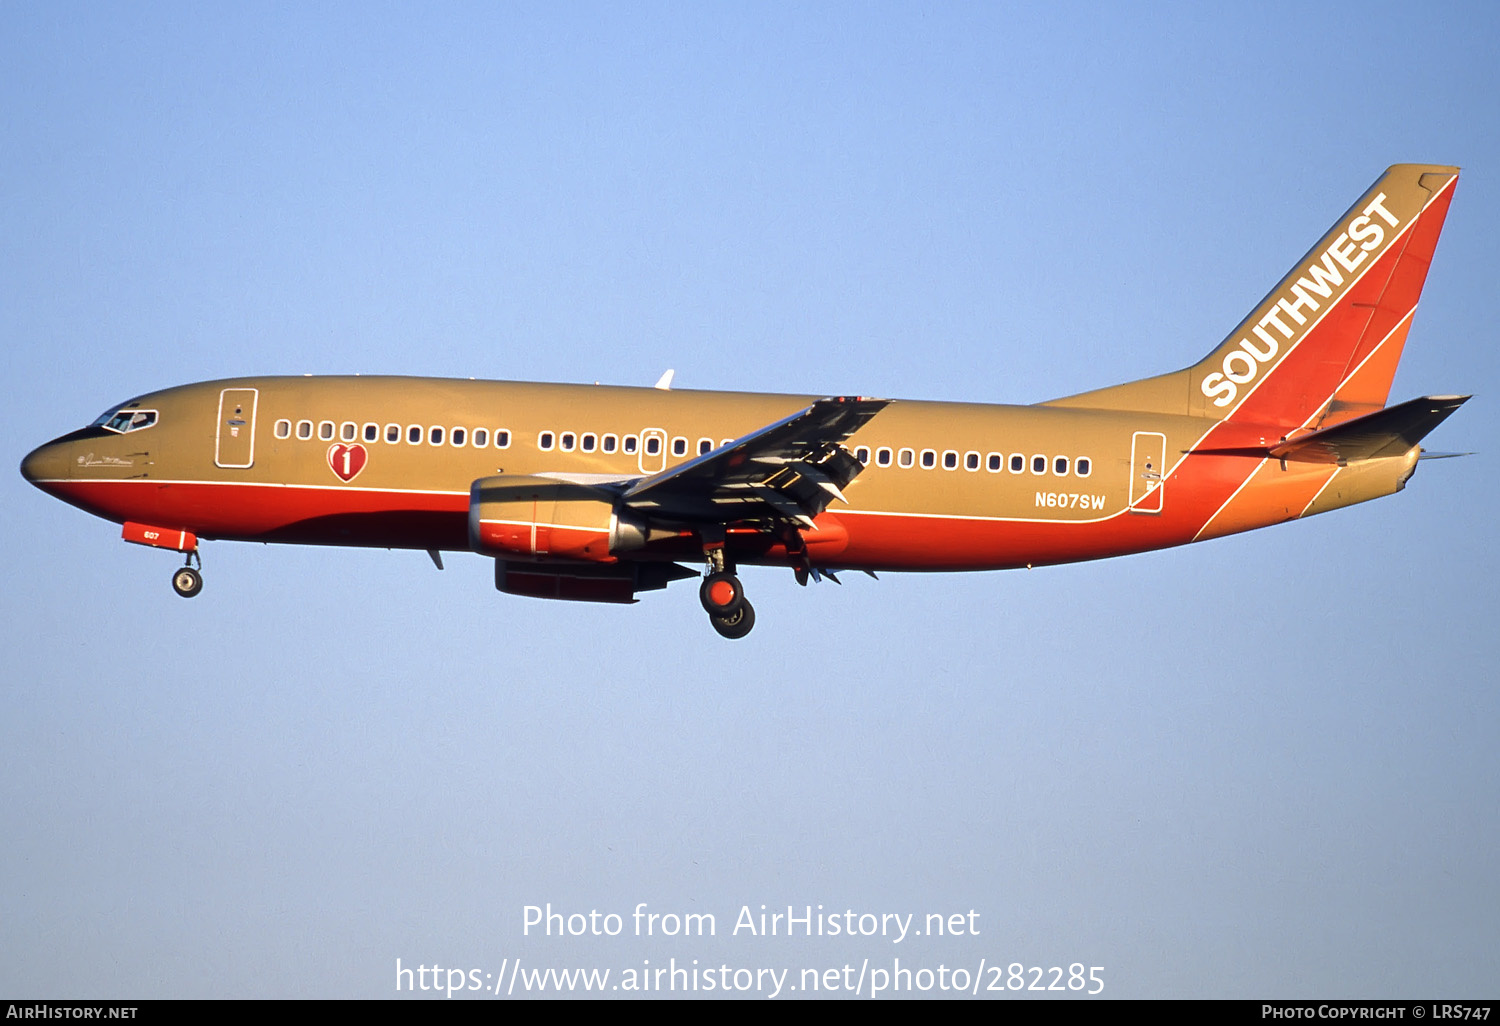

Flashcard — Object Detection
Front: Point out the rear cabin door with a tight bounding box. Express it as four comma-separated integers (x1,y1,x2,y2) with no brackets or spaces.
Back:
215,388,258,468
1129,430,1166,513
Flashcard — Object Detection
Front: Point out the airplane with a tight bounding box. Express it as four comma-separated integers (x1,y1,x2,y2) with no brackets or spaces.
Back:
20,164,1469,639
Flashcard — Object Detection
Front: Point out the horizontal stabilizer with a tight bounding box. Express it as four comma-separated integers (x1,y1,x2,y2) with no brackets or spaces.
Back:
1271,395,1470,465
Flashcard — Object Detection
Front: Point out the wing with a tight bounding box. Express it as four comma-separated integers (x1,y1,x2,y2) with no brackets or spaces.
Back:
620,396,889,528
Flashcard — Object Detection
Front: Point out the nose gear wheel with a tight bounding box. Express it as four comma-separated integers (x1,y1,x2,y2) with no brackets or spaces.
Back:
172,566,203,598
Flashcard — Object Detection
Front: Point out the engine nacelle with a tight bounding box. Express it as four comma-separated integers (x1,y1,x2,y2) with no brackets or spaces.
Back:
469,475,647,562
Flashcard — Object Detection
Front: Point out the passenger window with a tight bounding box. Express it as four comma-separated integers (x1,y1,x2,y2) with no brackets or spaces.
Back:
1076,457,1092,478
645,436,661,456
341,422,357,442
855,446,871,465
274,419,291,439
602,434,617,453
363,423,378,443
429,426,444,446
297,420,313,440
920,449,937,469
581,433,597,452
986,452,1002,472
495,430,511,449
408,425,423,444
965,451,980,471
1010,454,1025,473
538,431,554,451
451,427,466,447
1054,456,1069,476
876,447,893,467
1031,455,1047,475
623,435,639,454
698,438,713,455
897,448,915,468
473,428,488,447
942,450,958,470
560,432,575,452
319,421,335,441
672,437,687,457
386,423,401,443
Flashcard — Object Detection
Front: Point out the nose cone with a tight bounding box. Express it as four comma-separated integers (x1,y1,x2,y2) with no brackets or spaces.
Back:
20,440,70,489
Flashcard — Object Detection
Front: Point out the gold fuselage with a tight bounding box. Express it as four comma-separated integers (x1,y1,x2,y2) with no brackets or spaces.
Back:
20,375,1416,573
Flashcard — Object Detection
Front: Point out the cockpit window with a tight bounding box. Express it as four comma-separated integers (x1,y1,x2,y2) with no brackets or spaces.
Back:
97,409,159,434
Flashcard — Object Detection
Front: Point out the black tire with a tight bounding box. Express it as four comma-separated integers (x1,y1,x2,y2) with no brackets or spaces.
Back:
710,599,755,639
172,566,203,598
699,571,744,616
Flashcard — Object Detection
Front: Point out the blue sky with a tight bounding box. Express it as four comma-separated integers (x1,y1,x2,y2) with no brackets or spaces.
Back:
2,1,1496,998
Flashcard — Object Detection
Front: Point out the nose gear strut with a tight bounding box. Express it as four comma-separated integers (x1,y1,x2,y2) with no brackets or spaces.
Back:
171,549,203,598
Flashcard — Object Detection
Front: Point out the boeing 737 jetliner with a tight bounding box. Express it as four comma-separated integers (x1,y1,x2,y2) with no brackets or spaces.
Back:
21,165,1468,637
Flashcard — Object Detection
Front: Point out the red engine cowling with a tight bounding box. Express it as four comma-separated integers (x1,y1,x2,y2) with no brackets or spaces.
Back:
468,475,648,562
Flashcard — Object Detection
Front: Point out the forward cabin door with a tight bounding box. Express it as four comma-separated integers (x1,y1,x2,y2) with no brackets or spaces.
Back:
215,388,258,468
1129,431,1166,513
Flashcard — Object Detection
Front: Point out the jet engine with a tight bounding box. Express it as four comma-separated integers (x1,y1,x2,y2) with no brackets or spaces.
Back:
468,474,649,562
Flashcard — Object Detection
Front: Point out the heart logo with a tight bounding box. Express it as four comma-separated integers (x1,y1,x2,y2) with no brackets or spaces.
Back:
327,443,368,482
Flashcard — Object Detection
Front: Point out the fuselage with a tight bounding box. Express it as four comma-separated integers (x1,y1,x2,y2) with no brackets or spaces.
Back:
19,374,1415,574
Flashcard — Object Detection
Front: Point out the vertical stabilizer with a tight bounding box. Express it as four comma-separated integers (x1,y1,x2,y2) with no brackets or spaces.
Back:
1045,164,1458,429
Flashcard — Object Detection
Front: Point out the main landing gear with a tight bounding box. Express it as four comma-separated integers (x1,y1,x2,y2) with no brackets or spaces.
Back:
700,570,755,639
171,551,203,598
699,536,754,639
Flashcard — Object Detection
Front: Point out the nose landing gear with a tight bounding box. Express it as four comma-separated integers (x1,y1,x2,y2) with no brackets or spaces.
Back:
120,522,204,599
171,551,203,598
